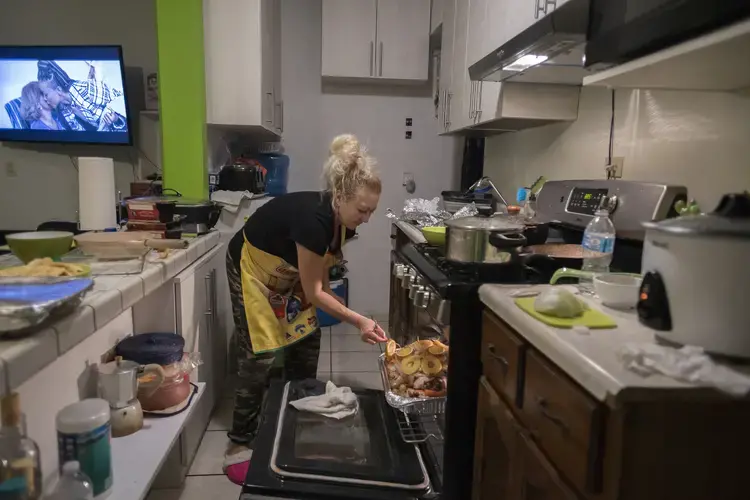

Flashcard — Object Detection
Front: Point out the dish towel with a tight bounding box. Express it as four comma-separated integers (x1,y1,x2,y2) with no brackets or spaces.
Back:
289,381,359,419
618,343,750,397
211,190,262,213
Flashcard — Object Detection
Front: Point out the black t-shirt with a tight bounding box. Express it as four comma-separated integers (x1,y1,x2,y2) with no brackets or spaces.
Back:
228,191,355,269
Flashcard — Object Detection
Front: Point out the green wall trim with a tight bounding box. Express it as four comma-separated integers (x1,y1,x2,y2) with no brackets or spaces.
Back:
156,0,207,200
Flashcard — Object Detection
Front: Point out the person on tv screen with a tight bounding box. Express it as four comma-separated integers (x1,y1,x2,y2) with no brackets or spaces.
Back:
37,60,126,132
19,81,66,130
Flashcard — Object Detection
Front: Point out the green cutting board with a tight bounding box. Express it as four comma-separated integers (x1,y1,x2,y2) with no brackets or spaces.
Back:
514,297,617,329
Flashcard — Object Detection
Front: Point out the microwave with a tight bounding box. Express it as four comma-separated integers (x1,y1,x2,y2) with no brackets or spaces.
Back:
585,0,750,68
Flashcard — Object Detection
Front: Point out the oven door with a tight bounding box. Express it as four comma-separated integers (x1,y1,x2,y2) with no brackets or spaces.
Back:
243,380,441,500
586,0,750,68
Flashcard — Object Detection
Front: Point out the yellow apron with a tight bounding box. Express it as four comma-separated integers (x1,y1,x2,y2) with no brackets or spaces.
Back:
239,227,345,354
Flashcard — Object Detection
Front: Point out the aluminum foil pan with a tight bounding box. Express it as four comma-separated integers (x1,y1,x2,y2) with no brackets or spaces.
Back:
0,278,94,336
379,354,446,415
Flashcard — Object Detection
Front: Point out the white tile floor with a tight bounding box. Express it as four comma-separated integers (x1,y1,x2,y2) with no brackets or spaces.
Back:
146,322,387,499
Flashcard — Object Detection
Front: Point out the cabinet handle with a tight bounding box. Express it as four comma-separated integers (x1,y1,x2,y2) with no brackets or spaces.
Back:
370,41,374,76
379,41,384,77
446,92,452,129
535,396,569,433
441,90,447,130
468,83,474,120
476,81,483,123
279,100,284,132
265,92,274,124
204,273,213,323
487,343,509,374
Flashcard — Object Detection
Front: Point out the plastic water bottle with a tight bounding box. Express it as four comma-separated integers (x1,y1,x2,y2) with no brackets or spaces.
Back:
580,209,616,289
47,462,93,500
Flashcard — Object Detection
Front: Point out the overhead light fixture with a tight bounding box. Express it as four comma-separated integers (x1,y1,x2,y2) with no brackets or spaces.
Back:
503,54,549,72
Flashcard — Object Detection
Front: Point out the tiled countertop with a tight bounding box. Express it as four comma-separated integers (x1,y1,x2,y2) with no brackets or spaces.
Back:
479,284,750,402
0,232,221,394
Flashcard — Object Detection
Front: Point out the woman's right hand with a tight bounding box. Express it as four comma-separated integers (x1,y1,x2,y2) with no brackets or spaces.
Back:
358,317,387,345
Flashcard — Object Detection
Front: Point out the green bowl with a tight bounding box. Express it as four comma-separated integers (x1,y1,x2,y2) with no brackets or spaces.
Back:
421,226,446,246
5,231,74,264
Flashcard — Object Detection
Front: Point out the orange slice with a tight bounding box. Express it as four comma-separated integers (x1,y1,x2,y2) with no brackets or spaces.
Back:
385,339,397,360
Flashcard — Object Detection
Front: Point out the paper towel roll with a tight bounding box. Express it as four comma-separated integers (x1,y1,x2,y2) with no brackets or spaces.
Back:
78,157,117,231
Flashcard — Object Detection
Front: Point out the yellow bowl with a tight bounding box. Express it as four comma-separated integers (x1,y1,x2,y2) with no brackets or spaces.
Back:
421,226,446,246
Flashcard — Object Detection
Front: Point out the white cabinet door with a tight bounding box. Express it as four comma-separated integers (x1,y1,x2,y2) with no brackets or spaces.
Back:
204,0,279,134
322,0,378,78
430,0,443,34
467,0,490,67
448,0,471,131
438,0,456,133
272,0,283,134
376,0,431,80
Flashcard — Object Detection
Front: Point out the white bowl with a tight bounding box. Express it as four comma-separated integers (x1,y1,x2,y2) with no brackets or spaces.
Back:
594,273,643,309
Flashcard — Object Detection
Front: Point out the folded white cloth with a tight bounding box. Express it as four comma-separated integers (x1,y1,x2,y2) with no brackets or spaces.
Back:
618,343,750,397
289,381,359,419
210,190,257,213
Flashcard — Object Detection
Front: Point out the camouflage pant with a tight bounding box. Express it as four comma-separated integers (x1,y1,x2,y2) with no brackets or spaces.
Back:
226,249,320,445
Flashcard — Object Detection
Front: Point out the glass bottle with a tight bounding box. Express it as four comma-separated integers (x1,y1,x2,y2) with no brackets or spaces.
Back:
0,393,42,500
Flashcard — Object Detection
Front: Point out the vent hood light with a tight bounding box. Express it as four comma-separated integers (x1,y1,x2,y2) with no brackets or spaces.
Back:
503,54,549,72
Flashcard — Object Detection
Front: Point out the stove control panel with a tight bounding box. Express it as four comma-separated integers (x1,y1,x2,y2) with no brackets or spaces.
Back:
566,187,610,215
536,180,687,238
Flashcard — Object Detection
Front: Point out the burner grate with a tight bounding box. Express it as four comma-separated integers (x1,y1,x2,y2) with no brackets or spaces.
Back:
414,243,525,284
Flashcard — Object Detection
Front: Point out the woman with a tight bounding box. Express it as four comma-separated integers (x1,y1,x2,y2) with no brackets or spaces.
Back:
223,134,387,480
19,81,65,130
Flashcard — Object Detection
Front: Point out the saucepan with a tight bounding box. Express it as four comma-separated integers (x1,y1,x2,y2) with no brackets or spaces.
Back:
444,216,527,263
550,268,643,309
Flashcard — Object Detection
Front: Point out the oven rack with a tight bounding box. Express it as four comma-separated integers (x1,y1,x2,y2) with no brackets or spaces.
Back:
394,409,444,444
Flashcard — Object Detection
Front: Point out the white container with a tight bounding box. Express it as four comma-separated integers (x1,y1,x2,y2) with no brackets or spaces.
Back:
56,399,113,499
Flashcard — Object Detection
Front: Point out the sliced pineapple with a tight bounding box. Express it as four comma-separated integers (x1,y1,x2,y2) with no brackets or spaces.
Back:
401,355,422,375
412,339,434,353
421,355,443,376
385,339,398,360
427,344,447,356
396,346,414,358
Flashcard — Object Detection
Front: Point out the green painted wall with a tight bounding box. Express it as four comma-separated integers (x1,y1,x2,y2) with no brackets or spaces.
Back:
156,0,207,200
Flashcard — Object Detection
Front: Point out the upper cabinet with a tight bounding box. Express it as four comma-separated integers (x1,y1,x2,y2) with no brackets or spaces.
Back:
203,0,282,135
321,0,431,82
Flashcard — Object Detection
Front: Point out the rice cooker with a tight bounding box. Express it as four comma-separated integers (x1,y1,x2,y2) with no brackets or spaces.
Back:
638,192,750,358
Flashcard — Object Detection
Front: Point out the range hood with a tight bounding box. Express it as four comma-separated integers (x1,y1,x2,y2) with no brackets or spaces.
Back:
469,0,595,85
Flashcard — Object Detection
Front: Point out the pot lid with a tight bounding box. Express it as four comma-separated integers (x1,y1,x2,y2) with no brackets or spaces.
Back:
643,192,750,238
97,357,139,376
444,215,524,231
115,332,185,365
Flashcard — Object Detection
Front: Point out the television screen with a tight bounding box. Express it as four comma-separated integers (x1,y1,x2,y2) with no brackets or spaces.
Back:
0,46,132,145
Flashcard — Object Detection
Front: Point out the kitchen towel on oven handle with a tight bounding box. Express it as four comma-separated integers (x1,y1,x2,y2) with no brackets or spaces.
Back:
290,381,359,419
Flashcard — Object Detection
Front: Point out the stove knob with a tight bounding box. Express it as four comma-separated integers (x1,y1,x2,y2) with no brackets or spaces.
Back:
414,289,432,308
601,194,618,214
393,264,406,277
400,273,415,289
409,285,424,300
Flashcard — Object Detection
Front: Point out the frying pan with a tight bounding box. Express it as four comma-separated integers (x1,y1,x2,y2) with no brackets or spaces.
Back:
518,243,585,281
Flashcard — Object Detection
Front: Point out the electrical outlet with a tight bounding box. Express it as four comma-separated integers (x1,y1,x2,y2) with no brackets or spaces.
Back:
605,157,625,179
5,161,17,177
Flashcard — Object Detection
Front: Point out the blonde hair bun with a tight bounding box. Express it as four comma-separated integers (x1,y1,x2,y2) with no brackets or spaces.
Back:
329,134,361,169
323,134,381,201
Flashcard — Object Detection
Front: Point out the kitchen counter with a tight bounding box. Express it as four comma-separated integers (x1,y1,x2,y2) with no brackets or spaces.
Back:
0,231,221,394
479,284,749,401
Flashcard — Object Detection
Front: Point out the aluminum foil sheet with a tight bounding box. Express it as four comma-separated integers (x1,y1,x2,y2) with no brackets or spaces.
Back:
0,278,94,336
378,355,446,415
386,197,478,229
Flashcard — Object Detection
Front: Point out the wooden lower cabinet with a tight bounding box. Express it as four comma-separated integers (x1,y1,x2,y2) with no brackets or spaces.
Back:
474,377,579,500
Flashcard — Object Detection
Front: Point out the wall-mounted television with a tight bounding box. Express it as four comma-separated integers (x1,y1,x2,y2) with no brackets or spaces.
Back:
0,46,133,145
